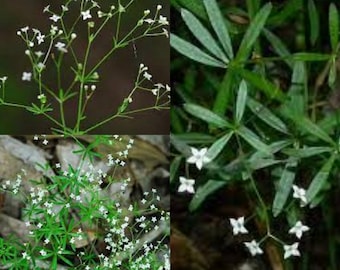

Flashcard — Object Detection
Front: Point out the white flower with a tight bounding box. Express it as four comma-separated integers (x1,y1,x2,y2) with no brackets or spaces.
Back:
0,76,7,83
178,176,195,193
289,221,309,239
36,33,45,45
50,14,61,22
22,72,32,81
143,72,152,80
244,240,263,256
39,249,47,256
55,42,67,53
283,242,300,259
187,147,210,170
292,185,307,205
81,10,92,20
229,216,248,235
159,15,169,25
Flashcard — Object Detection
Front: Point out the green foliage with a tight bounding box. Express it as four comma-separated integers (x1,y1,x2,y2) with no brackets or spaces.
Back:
171,0,340,265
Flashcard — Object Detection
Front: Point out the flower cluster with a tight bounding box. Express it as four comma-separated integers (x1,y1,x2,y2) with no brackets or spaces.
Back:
0,135,169,269
0,0,170,133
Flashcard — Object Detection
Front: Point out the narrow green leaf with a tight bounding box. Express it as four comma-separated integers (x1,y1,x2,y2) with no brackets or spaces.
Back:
295,117,335,145
175,0,207,20
247,97,288,134
237,126,270,153
263,28,293,68
328,57,337,87
292,53,331,61
213,68,235,115
268,0,302,26
235,80,248,123
181,9,228,63
236,3,272,62
170,34,227,68
170,156,182,183
306,154,336,203
283,147,332,158
203,0,234,58
206,132,233,161
237,68,285,101
272,159,297,217
329,3,339,52
173,133,215,144
183,103,232,128
189,179,229,211
308,0,319,46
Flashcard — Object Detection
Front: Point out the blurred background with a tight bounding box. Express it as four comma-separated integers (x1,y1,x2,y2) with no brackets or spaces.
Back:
0,0,169,134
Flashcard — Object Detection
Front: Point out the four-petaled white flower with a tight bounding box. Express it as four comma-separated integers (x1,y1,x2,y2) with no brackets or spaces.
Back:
81,10,92,20
22,72,32,81
244,240,263,256
143,72,152,80
187,147,210,170
37,33,45,45
55,42,67,53
229,216,248,235
289,221,309,239
39,249,47,256
159,15,168,25
283,242,300,259
292,185,307,205
178,176,195,193
50,14,61,22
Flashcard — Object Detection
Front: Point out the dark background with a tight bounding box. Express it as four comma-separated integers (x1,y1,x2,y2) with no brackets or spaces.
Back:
0,0,169,134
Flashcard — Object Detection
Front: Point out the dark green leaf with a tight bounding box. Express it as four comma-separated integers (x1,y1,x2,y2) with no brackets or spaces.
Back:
283,147,332,158
329,3,339,52
170,156,182,183
308,0,319,46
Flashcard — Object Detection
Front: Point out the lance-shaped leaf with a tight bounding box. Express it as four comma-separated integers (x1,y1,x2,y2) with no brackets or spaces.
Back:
206,132,233,162
272,159,297,217
306,154,336,203
170,34,227,68
237,126,270,153
183,103,232,128
235,80,248,123
236,3,272,62
329,3,339,52
308,0,319,46
203,0,234,58
181,9,228,63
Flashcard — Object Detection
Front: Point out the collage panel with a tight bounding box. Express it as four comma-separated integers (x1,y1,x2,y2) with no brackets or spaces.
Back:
0,0,169,134
170,0,340,269
0,135,170,269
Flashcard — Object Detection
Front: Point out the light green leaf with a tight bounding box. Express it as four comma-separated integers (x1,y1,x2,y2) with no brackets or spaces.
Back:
272,159,297,217
181,9,228,63
236,3,272,62
329,3,339,52
328,57,337,87
206,132,233,161
170,34,227,68
237,126,270,153
283,147,332,158
184,103,232,128
247,97,288,134
203,0,234,58
189,179,229,211
308,0,319,46
292,53,331,61
306,154,336,203
173,133,215,144
235,80,248,123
